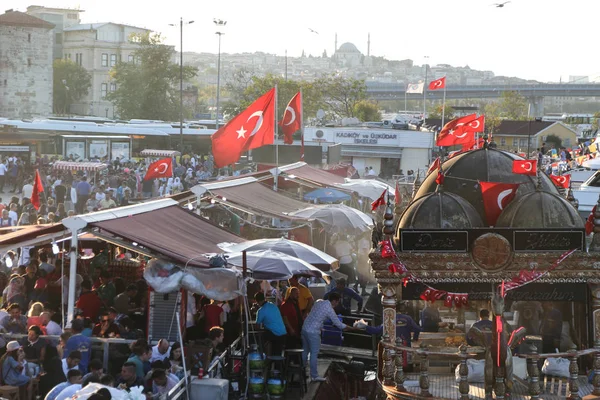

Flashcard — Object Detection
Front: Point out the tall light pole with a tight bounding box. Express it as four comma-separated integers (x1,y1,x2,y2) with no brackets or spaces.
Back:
423,55,429,121
214,19,227,129
169,18,194,153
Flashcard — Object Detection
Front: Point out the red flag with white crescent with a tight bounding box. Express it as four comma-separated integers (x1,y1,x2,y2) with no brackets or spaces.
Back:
144,157,173,181
550,174,570,189
371,189,387,211
436,114,478,147
480,182,520,226
428,77,446,90
512,159,537,176
279,92,302,145
427,157,440,175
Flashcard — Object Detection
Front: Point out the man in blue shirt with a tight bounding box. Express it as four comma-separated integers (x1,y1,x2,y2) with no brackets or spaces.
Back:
323,278,363,316
64,319,91,373
255,292,286,356
75,176,92,214
466,309,493,346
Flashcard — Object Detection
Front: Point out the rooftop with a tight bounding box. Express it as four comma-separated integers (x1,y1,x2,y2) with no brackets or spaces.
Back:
26,5,84,13
0,10,55,29
64,22,150,32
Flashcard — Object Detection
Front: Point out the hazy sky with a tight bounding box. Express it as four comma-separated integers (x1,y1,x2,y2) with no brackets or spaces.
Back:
10,0,599,82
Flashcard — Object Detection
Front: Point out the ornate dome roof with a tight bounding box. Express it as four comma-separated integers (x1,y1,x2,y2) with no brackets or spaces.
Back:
495,189,583,228
337,42,361,53
398,190,484,229
415,148,559,226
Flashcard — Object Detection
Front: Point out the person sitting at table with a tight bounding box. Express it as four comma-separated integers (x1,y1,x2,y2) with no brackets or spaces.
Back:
254,292,287,356
323,278,363,316
466,309,493,346
421,301,447,332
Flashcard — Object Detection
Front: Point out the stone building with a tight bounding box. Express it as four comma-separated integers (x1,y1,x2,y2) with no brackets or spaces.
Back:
0,10,54,118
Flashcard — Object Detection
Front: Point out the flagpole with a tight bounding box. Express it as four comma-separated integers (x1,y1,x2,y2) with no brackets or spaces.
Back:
274,84,279,191
404,84,407,112
441,78,447,128
423,64,428,120
300,88,304,162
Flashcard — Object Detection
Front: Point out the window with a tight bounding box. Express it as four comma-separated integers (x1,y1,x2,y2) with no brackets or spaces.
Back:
101,83,108,99
512,138,518,146
75,53,83,66
500,137,506,146
67,13,78,19
128,55,134,63
110,83,116,92
519,139,527,147
101,53,108,67
110,54,117,67
28,33,31,43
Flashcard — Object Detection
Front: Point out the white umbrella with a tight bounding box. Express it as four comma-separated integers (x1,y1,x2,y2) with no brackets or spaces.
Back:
218,237,339,272
222,250,324,281
336,179,395,201
288,204,374,232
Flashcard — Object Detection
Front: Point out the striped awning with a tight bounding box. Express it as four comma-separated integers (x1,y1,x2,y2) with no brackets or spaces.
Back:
53,161,108,172
140,149,181,157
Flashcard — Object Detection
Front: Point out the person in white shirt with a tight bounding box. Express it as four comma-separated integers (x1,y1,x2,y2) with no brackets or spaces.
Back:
0,162,7,192
8,204,18,224
40,312,62,336
21,181,33,200
150,339,171,363
62,351,81,377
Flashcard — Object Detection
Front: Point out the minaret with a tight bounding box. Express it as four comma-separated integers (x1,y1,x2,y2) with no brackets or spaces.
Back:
367,33,371,57
334,33,338,52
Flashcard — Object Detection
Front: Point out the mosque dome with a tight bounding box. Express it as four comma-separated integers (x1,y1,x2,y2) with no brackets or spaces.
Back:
495,189,583,228
337,42,361,54
398,190,484,230
415,148,559,226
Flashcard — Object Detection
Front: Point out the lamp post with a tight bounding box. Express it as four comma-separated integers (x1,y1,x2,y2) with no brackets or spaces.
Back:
169,18,194,153
214,19,227,129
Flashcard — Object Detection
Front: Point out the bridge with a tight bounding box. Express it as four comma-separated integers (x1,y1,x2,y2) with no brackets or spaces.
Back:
365,82,600,116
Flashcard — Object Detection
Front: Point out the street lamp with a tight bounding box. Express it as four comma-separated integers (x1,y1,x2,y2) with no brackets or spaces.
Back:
169,18,195,154
214,19,227,129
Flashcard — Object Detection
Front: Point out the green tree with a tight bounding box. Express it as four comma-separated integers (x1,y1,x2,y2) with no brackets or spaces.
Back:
353,100,381,121
317,74,367,118
593,111,600,130
545,134,562,149
483,102,502,136
427,104,455,121
107,33,198,120
53,59,92,114
499,91,528,120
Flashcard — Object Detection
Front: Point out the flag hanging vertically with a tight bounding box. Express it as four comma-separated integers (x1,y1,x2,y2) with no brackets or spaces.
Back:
211,88,275,168
31,169,44,211
280,92,302,145
395,181,401,205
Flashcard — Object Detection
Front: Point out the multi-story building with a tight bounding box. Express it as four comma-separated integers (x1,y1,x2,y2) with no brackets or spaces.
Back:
62,22,151,116
0,10,54,118
26,5,82,60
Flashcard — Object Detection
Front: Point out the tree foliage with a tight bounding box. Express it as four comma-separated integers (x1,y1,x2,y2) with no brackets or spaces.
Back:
498,91,528,120
317,74,367,119
545,134,562,149
53,59,92,114
427,104,455,121
353,100,381,122
107,33,198,120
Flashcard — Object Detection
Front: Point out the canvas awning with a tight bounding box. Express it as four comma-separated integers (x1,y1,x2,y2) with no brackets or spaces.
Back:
53,161,108,172
198,178,310,217
88,205,242,268
0,224,69,253
140,149,181,157
276,162,346,186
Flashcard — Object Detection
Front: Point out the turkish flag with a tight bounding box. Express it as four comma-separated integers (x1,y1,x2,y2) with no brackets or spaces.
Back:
550,174,571,189
480,181,520,226
31,169,44,211
371,189,387,211
394,181,401,205
211,88,275,168
427,157,440,175
586,205,597,235
436,114,478,147
512,159,537,176
280,92,302,145
435,170,445,185
462,136,485,151
144,157,173,181
428,77,446,90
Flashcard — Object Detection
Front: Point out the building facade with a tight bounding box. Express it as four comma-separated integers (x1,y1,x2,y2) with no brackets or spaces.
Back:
61,22,151,117
493,121,578,152
0,10,54,118
26,5,82,60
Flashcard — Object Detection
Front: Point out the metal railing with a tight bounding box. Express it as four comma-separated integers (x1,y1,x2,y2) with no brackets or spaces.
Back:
379,339,600,400
166,371,190,400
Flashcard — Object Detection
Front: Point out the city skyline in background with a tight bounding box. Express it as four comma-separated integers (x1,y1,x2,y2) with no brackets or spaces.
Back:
7,0,600,83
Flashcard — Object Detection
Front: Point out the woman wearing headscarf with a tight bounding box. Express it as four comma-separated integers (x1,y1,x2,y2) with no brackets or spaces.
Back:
172,178,183,194
6,276,27,311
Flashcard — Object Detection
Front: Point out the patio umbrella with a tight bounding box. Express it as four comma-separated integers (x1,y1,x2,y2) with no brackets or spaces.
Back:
288,204,374,233
218,237,339,272
222,250,324,281
303,187,351,203
336,179,395,201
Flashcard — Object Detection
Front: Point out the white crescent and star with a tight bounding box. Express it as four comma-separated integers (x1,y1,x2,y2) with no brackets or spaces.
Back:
497,188,515,210
236,111,264,139
469,120,480,129
557,176,566,184
284,106,296,126
155,162,168,174
521,162,532,172
434,80,443,88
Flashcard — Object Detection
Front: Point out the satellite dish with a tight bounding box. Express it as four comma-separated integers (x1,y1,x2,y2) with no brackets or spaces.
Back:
316,109,325,119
